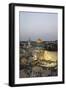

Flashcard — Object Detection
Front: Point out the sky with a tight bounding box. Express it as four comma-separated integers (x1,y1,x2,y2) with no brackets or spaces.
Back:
19,11,58,41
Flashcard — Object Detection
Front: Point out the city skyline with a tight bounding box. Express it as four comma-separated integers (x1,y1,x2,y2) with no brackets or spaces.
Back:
19,11,58,41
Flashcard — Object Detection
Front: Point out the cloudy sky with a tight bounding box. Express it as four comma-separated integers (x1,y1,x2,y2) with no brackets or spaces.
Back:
19,11,58,41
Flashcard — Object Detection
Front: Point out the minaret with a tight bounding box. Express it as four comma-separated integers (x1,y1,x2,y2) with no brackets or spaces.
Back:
27,38,31,48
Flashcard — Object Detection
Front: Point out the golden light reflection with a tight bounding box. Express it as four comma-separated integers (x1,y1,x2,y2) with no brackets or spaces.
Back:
33,50,57,67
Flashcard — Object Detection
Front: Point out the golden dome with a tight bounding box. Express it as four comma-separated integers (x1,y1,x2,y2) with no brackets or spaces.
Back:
36,38,43,43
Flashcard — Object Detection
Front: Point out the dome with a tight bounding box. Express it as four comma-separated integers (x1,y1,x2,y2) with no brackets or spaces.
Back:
36,38,43,43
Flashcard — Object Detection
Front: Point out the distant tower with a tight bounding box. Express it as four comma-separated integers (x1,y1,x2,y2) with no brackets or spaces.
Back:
27,38,31,48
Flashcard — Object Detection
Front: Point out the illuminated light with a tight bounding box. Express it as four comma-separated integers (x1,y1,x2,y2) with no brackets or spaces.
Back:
33,54,37,60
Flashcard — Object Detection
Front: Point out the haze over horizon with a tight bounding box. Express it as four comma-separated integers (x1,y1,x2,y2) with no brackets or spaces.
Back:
19,11,58,41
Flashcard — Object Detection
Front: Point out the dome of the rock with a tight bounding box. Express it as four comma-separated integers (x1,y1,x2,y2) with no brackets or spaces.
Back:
36,38,43,43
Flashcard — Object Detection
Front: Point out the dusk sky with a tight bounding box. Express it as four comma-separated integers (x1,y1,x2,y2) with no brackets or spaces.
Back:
19,11,58,41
